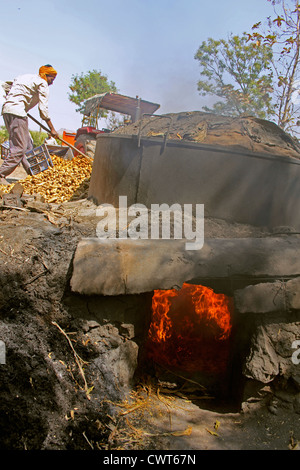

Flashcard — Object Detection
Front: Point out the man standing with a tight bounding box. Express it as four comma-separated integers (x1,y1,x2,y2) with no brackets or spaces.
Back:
0,64,59,185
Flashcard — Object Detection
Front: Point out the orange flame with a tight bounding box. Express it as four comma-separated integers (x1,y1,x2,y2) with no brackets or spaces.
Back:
146,283,233,373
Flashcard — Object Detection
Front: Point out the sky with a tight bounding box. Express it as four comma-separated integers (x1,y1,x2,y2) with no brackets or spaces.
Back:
0,0,275,133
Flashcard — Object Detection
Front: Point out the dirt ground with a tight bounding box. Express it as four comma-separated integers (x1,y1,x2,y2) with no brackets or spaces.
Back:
0,160,299,452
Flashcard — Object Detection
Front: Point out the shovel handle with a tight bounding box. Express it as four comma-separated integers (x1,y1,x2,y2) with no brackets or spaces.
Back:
27,113,93,160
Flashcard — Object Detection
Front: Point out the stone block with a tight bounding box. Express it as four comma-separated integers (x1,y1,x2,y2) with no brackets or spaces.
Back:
243,326,279,383
70,237,300,296
234,281,286,314
286,277,300,310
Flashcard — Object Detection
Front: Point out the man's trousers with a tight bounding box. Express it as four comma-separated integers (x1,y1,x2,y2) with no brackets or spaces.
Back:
0,113,33,177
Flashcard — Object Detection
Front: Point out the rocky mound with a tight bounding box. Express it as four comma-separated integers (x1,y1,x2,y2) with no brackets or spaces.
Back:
114,112,300,158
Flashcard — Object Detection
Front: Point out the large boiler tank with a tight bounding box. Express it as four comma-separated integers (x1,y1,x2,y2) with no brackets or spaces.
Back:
88,113,300,231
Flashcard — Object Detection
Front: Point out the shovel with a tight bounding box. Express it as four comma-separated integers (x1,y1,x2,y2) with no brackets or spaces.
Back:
27,113,92,160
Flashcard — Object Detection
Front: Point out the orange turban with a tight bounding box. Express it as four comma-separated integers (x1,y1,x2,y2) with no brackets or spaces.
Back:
39,65,57,81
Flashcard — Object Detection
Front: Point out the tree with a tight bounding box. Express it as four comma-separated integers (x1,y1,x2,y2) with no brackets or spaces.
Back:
68,69,118,117
247,0,300,135
0,126,8,145
194,33,274,119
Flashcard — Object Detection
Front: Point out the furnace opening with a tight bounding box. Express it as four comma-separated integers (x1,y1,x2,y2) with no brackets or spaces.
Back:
142,283,238,404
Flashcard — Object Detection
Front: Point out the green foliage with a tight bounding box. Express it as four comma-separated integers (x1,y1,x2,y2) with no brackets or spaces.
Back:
247,0,300,135
68,69,118,115
194,33,274,119
0,126,8,145
29,130,48,148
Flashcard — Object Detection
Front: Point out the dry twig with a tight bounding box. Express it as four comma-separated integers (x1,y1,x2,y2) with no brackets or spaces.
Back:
51,321,92,399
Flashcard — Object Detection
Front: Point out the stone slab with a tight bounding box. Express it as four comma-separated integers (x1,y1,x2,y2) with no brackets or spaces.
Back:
234,281,286,313
70,236,300,296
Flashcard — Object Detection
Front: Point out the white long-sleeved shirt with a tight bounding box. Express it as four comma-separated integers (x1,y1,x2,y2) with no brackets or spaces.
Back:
2,74,50,121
